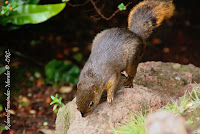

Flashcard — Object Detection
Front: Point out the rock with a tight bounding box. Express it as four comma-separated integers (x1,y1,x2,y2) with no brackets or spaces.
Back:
39,129,55,134
60,86,164,134
183,104,200,133
59,86,73,93
145,110,191,134
55,99,77,134
173,63,181,69
135,62,200,98
55,62,200,134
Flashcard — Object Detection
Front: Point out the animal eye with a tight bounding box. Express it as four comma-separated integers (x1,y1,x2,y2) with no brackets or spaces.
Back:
89,101,94,107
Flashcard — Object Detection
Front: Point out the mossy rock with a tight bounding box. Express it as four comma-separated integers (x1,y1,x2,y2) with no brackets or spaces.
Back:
135,62,200,98
55,99,76,134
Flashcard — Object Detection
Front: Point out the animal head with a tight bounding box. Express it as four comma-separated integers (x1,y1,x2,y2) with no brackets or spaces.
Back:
76,82,100,117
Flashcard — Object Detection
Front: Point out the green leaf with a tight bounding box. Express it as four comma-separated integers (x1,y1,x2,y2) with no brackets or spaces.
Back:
22,102,30,106
0,67,6,75
61,103,64,107
45,59,80,85
0,104,3,112
5,25,21,30
43,121,48,126
62,0,69,3
54,72,60,82
28,0,40,4
67,65,80,76
46,59,63,69
10,0,40,4
34,71,41,78
45,60,71,82
53,104,58,111
50,95,55,100
73,53,83,62
50,100,57,105
0,3,66,25
118,3,126,11
59,97,62,103
1,2,19,16
45,60,63,80
0,126,6,130
55,94,58,98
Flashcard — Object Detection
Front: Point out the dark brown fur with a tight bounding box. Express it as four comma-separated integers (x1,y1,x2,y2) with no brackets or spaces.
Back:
128,0,175,39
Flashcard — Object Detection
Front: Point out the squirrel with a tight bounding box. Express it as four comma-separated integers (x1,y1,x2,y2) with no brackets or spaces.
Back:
76,0,175,117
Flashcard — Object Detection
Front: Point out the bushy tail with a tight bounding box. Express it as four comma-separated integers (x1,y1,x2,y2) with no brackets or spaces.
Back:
128,0,175,40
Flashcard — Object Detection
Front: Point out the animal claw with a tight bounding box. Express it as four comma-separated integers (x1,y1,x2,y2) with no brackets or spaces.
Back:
107,96,114,104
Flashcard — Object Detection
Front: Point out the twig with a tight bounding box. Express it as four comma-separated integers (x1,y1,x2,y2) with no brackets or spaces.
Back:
90,15,101,21
67,0,90,7
84,2,103,13
89,0,132,20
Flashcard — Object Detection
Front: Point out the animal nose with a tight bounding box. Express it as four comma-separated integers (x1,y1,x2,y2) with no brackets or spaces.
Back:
81,112,85,117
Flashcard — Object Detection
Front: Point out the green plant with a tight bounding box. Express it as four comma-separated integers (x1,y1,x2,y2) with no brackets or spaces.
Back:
62,0,69,3
0,125,6,131
1,2,19,16
45,59,80,86
50,94,64,111
118,3,126,11
0,66,6,75
0,0,66,26
113,112,146,134
162,92,190,115
0,104,3,111
73,53,83,63
162,86,200,116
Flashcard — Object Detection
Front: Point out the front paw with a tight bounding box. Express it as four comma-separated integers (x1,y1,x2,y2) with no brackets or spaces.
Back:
107,96,114,104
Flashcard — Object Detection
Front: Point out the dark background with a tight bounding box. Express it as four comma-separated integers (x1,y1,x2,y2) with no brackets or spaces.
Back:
0,0,200,67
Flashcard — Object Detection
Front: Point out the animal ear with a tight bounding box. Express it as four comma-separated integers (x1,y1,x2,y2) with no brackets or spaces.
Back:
91,85,97,93
77,82,81,88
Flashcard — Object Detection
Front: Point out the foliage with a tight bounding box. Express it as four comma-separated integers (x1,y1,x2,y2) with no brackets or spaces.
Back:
0,0,66,26
118,3,126,11
113,112,146,134
62,0,69,3
1,2,19,16
162,92,190,115
73,52,83,63
0,104,3,111
0,67,6,75
0,125,6,131
45,59,80,86
162,86,200,116
50,94,64,111
43,121,48,126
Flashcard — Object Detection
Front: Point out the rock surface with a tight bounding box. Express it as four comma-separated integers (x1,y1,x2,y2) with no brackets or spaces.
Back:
145,111,190,134
55,62,200,134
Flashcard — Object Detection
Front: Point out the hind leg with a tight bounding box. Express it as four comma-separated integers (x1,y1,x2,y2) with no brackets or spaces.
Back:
124,56,142,88
124,43,144,88
124,64,137,88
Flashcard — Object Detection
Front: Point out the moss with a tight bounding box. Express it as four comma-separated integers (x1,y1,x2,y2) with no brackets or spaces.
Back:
173,65,191,72
55,99,76,134
183,108,200,131
135,63,200,99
